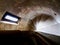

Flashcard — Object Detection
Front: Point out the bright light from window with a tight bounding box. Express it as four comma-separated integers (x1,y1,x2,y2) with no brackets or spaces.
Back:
0,12,21,25
5,15,18,22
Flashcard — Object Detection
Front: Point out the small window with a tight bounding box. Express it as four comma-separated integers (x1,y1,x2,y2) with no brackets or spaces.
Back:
1,12,21,25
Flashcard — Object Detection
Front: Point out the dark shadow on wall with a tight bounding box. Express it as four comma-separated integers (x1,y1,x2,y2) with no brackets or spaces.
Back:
0,31,58,45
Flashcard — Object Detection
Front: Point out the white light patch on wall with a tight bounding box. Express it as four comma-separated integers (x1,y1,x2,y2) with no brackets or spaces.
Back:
5,15,18,22
0,21,18,25
35,23,60,36
34,20,60,36
54,14,60,23
35,20,57,30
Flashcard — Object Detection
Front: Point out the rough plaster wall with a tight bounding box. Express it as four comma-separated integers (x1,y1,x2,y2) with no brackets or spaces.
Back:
0,0,60,44
0,0,60,31
0,0,29,30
